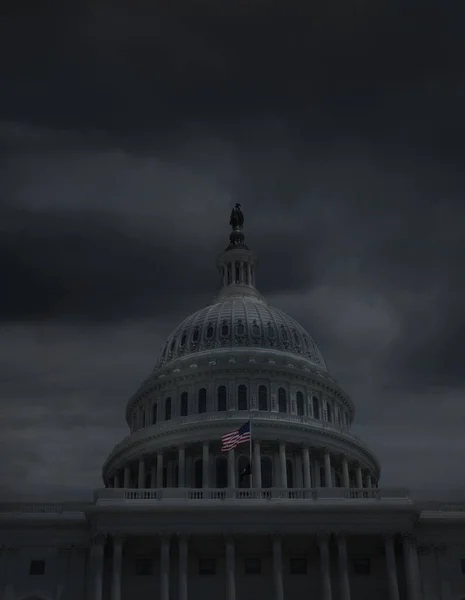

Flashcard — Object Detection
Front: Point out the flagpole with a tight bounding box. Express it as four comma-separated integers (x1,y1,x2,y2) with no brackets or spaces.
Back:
249,419,253,489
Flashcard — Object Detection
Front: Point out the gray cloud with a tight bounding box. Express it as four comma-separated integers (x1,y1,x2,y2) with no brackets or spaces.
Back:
1,0,464,500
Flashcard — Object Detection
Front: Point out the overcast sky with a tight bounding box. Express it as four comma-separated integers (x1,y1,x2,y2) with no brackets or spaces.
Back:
1,1,465,501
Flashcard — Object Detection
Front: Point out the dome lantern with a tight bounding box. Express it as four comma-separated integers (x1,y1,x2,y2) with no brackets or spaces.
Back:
216,204,260,301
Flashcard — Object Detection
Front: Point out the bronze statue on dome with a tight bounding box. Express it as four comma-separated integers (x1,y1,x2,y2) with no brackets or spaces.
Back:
229,203,244,230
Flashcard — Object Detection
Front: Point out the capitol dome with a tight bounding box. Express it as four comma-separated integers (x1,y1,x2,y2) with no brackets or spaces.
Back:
157,296,327,371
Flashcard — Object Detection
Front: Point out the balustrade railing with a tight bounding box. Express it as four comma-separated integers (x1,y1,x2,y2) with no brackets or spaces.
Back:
94,486,410,503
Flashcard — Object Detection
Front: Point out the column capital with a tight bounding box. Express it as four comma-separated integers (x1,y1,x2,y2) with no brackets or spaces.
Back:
400,531,416,542
112,533,126,545
178,534,190,542
334,531,349,541
159,533,172,543
316,531,331,542
223,534,235,545
91,532,107,545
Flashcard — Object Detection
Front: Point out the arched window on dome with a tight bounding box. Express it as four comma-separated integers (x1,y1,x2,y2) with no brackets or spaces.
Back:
217,386,227,411
192,328,200,343
251,320,260,337
237,385,248,410
293,331,301,346
216,456,227,488
261,457,273,488
266,322,275,339
243,263,249,284
221,321,229,337
278,388,287,413
296,391,304,416
280,326,289,342
326,402,333,423
152,403,158,425
286,459,294,489
206,324,214,339
258,385,268,411
170,337,176,353
180,392,188,417
180,332,187,347
194,459,202,488
198,388,207,414
312,396,320,420
235,261,240,284
236,319,245,336
165,397,171,421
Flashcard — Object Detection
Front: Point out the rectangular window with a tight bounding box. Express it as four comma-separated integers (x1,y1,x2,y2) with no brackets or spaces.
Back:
135,557,153,575
198,557,216,575
29,560,45,575
244,557,261,574
290,557,307,574
352,557,371,575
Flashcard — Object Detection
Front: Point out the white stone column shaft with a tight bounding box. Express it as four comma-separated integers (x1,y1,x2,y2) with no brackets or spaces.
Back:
279,442,287,488
123,465,130,488
156,452,163,488
253,440,262,488
178,446,186,487
137,456,145,488
160,536,170,600
337,535,351,600
202,442,209,488
403,535,420,600
228,449,236,488
384,535,400,600
272,536,284,600
93,536,105,600
302,447,311,488
324,449,332,487
342,456,350,487
355,465,363,488
178,536,188,600
226,537,236,600
111,536,123,600
319,535,332,600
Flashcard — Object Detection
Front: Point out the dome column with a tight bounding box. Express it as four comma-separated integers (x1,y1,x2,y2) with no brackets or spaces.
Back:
355,464,363,489
253,440,262,488
279,442,287,488
137,456,145,489
342,455,350,488
302,447,311,488
202,442,210,488
324,449,332,487
150,462,156,488
178,446,186,487
156,452,163,488
123,466,130,488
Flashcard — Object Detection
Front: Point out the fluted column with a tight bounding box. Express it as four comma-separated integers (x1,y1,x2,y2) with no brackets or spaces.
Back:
123,465,130,488
137,456,145,488
160,536,170,600
156,452,163,488
111,535,124,600
355,464,363,488
384,535,400,600
253,440,262,488
342,456,350,487
318,534,332,600
150,463,156,488
226,537,236,600
302,447,311,488
337,535,351,600
279,442,287,488
324,449,332,487
93,534,105,600
403,534,420,600
178,536,188,600
178,446,186,487
228,449,236,488
272,536,284,600
202,442,209,488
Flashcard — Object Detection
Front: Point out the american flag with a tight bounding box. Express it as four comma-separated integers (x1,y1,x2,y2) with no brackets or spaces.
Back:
221,421,251,452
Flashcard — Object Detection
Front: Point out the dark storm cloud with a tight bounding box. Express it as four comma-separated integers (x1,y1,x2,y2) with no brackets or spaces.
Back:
0,0,464,499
